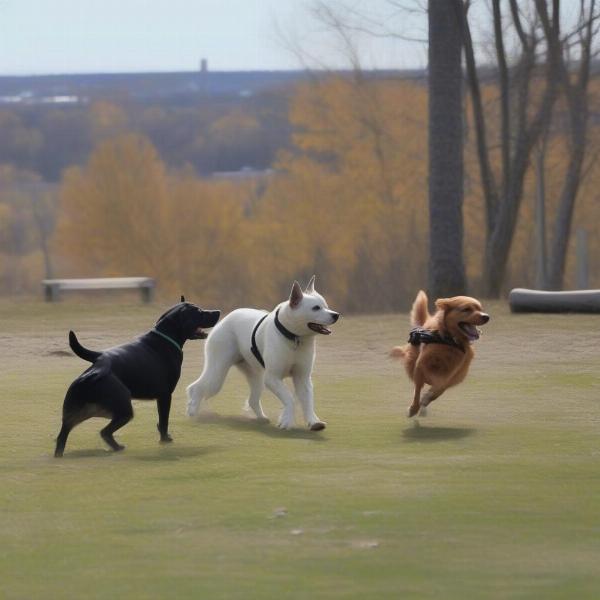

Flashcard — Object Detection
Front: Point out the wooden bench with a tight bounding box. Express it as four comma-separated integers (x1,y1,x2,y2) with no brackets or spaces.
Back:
42,277,155,303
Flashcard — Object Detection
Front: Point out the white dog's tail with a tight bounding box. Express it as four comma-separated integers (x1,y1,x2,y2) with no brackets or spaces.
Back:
186,327,239,416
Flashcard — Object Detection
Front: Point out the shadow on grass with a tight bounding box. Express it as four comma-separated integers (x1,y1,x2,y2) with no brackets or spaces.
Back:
192,412,327,441
131,445,220,462
60,448,113,459
46,349,73,357
60,445,219,461
402,421,476,442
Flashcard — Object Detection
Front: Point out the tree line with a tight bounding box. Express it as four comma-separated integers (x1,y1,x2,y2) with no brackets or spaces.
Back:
2,70,599,310
0,91,290,181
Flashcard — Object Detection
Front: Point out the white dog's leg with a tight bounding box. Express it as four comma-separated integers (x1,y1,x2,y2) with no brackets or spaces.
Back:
246,375,269,423
293,372,326,431
237,363,269,422
264,373,296,429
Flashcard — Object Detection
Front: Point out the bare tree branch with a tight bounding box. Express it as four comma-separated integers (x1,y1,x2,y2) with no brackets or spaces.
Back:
454,0,499,232
492,0,511,196
509,0,530,49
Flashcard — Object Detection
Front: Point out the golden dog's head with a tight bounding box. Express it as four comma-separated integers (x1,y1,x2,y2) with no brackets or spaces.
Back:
435,296,490,343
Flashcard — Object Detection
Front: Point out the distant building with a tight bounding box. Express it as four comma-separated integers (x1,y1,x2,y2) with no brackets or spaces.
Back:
211,167,275,180
199,58,209,95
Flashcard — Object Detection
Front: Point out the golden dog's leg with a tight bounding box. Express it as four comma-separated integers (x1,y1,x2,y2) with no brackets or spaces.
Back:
418,386,446,416
408,375,424,418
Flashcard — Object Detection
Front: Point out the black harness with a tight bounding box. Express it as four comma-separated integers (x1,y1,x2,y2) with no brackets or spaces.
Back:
250,308,299,368
408,327,465,353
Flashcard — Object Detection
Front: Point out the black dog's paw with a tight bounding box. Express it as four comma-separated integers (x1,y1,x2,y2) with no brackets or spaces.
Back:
157,424,173,443
101,431,125,452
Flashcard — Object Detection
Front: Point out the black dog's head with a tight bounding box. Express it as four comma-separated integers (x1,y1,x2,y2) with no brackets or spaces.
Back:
155,296,220,345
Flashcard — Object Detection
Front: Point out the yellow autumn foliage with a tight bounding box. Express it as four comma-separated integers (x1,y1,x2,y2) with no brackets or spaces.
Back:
52,76,600,311
259,77,430,310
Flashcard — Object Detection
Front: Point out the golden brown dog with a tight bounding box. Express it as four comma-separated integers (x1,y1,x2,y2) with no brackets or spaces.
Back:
391,290,489,417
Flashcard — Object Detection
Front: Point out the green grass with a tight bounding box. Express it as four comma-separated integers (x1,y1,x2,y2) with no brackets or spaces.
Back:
1,298,600,598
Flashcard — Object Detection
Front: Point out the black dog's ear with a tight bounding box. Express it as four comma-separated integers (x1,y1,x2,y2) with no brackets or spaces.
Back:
180,295,186,303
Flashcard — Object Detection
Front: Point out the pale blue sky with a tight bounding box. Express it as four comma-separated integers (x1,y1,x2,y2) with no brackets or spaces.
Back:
0,0,428,75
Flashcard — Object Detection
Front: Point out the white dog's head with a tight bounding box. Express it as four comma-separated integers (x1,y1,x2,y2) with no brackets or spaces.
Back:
285,276,340,336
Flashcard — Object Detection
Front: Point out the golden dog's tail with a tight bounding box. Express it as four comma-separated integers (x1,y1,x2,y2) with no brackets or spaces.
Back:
411,290,429,327
389,346,406,360
390,290,429,361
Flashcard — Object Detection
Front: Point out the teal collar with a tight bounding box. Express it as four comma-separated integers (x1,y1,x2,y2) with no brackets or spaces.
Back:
151,328,182,353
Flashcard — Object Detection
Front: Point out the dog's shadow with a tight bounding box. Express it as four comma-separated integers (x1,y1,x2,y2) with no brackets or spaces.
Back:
132,445,219,462
60,445,218,462
59,448,113,459
402,421,476,442
192,412,327,441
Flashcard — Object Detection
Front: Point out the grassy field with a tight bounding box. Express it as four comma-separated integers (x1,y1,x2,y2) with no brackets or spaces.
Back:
1,297,600,599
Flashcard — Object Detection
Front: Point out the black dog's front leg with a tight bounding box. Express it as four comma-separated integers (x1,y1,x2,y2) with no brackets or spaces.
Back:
157,395,173,443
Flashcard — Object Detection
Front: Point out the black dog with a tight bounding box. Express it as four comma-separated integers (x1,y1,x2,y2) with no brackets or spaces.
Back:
54,297,220,457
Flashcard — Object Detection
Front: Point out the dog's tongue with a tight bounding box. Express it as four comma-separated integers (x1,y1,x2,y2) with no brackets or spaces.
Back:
308,323,332,335
463,324,480,342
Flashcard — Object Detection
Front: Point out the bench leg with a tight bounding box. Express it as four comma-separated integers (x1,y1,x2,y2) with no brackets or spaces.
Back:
45,284,60,302
141,286,154,303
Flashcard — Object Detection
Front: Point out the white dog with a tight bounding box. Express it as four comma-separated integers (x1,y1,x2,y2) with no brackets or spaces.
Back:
186,276,340,430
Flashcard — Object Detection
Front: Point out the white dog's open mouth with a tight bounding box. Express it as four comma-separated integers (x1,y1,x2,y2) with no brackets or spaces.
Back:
459,322,480,342
308,323,331,335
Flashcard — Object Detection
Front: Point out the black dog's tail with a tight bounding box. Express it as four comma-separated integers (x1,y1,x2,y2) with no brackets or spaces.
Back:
69,331,102,363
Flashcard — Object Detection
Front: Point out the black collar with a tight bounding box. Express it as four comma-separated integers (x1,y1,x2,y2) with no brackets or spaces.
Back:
250,309,300,369
408,327,465,353
250,313,269,368
274,308,300,345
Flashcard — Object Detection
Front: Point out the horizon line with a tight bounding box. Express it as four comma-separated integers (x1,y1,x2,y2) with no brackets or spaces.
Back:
0,66,426,79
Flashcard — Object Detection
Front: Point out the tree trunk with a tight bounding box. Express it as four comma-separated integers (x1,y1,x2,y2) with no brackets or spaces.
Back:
546,136,586,288
30,187,55,279
427,0,467,299
481,141,534,296
534,142,548,289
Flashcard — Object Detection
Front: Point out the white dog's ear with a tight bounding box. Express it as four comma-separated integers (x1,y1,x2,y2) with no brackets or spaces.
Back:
305,275,316,294
289,281,303,308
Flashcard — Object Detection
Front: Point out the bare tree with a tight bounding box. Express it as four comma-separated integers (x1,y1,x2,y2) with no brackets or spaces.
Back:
28,182,57,280
457,0,600,295
456,0,560,297
287,1,600,296
540,0,598,288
